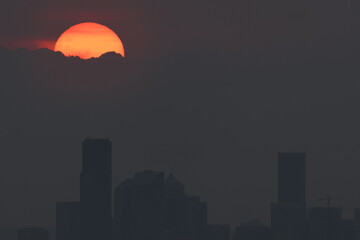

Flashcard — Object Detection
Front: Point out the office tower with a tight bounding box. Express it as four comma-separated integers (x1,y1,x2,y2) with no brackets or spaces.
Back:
233,220,271,240
278,153,306,205
271,152,306,240
113,171,207,240
113,178,134,240
164,174,207,239
185,196,207,238
79,138,112,240
164,174,187,238
56,201,80,240
114,170,165,240
17,228,49,240
164,174,185,198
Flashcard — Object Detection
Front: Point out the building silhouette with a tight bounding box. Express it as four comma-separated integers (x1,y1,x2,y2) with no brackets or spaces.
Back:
164,174,186,238
341,210,360,240
205,224,231,240
271,152,306,240
56,201,80,240
113,171,207,240
49,143,360,240
56,139,209,240
17,228,49,240
53,143,360,240
114,171,165,240
277,153,306,205
271,202,306,240
113,178,133,240
183,196,207,239
79,138,112,240
54,141,360,240
233,220,271,240
307,207,342,240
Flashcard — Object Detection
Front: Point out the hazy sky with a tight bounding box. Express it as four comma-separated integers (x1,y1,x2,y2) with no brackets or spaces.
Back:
1,0,360,231
1,0,360,58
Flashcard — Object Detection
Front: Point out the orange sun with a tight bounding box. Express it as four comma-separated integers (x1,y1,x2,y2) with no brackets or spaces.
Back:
54,22,125,59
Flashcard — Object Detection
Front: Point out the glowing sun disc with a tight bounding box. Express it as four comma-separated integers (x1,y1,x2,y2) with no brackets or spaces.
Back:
54,22,125,59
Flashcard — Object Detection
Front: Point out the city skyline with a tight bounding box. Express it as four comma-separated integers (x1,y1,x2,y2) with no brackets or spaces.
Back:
51,138,360,240
1,131,359,229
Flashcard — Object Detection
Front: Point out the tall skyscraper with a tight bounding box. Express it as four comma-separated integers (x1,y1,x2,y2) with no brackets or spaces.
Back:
271,152,306,240
278,152,306,205
79,138,112,240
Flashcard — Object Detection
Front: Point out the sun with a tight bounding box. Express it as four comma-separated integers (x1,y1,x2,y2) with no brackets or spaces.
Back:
54,22,125,59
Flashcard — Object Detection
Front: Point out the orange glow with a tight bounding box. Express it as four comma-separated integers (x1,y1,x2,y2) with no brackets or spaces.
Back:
54,22,124,59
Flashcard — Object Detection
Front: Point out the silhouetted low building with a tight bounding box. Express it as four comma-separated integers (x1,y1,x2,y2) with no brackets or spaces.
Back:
307,207,342,240
206,224,230,240
341,219,360,240
164,174,207,239
113,178,134,240
342,209,360,240
233,220,271,240
132,171,165,240
56,201,80,240
164,174,187,238
113,171,207,240
114,171,166,240
17,228,48,240
184,196,207,239
0,226,18,240
271,202,305,240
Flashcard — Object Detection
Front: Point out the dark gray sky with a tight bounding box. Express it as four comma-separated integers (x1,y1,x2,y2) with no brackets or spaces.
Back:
1,0,360,230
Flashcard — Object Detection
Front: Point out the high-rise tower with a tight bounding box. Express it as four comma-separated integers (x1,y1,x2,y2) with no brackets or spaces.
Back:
271,152,306,240
278,152,306,205
79,138,112,240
